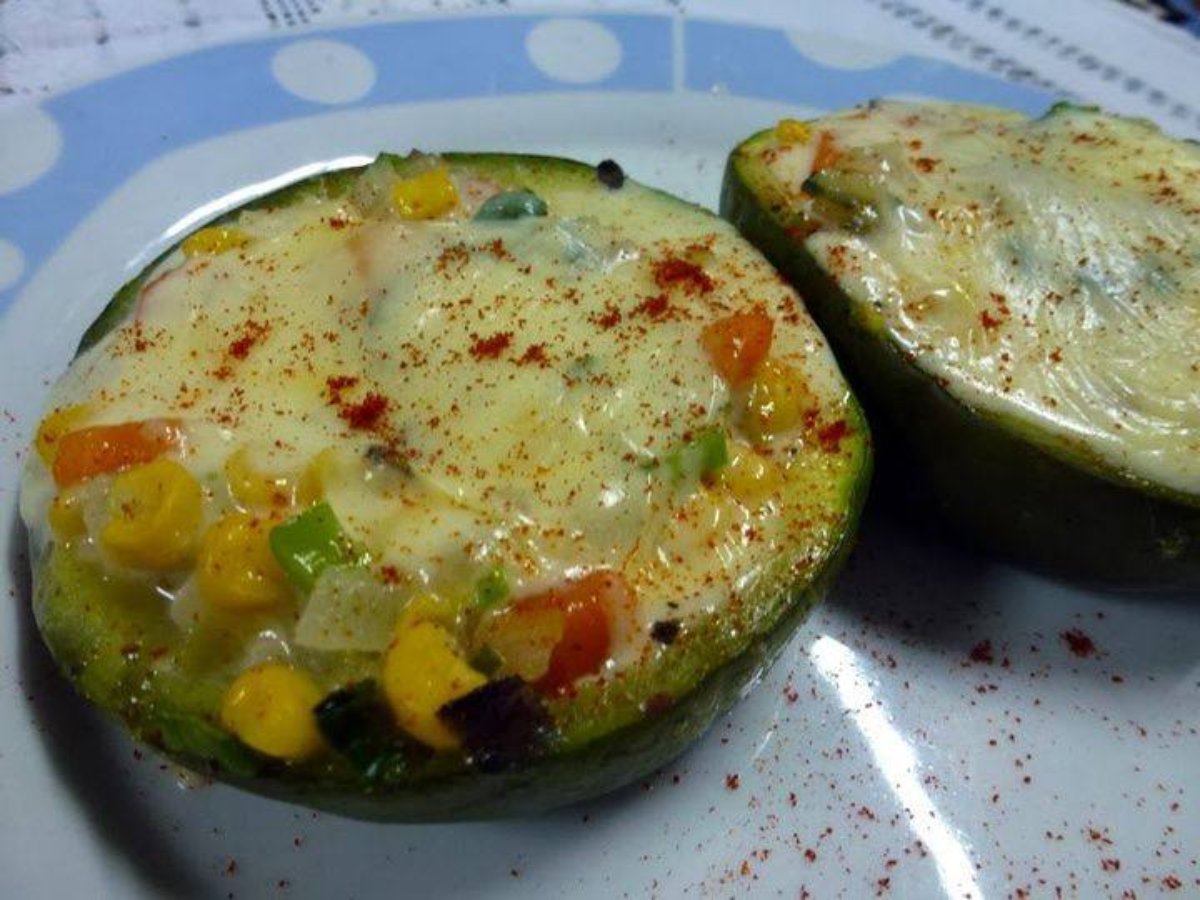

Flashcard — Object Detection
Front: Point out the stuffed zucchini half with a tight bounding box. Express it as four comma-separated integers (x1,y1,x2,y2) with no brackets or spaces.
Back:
722,102,1200,587
20,152,870,819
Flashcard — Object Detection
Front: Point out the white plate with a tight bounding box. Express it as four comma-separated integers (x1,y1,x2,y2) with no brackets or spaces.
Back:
1,11,1197,898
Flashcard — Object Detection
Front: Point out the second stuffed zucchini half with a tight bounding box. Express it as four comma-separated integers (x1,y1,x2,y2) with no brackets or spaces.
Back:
722,101,1200,587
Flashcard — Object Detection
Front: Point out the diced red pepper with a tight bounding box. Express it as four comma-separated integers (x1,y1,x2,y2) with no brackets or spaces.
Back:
514,570,628,695
701,307,775,387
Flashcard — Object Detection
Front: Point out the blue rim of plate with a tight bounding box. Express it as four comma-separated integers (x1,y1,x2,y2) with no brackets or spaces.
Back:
0,12,1051,316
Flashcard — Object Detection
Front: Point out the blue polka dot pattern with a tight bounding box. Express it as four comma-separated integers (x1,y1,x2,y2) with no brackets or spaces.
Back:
0,13,1050,315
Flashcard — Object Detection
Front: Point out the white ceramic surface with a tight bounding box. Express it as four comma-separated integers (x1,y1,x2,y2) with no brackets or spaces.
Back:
0,12,1197,899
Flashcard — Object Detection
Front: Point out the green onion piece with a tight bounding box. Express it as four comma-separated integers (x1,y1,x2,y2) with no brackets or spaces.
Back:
474,190,548,221
314,680,411,784
475,566,510,608
268,502,352,591
156,710,261,778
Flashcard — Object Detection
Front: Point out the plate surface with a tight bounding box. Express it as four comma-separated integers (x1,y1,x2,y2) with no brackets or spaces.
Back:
1,12,1197,899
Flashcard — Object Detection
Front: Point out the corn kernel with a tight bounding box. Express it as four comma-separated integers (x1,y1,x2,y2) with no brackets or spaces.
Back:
398,590,468,632
48,490,88,540
683,242,715,267
35,404,91,467
220,663,323,761
197,512,292,611
382,621,485,749
775,118,812,144
181,226,250,258
742,359,813,445
295,455,325,507
722,443,784,506
391,167,459,220
297,448,341,503
100,459,202,569
224,447,310,510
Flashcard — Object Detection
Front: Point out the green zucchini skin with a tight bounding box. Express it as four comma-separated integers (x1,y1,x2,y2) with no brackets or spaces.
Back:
30,152,873,820
722,130,1200,589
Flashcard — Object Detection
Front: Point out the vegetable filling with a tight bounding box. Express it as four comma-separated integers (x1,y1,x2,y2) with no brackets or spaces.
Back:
23,153,861,774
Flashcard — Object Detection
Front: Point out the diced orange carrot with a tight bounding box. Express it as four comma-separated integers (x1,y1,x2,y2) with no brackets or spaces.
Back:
700,307,775,387
52,419,182,487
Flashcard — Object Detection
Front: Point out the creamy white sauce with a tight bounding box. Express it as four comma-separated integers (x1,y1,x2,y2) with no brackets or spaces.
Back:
765,102,1200,495
22,157,855,665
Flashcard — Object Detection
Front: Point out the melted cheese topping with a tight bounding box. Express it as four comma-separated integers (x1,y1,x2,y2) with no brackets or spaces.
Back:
22,157,856,671
763,102,1200,495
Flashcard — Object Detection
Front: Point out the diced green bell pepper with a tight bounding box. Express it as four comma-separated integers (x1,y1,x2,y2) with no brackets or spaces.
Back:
664,428,729,483
475,565,510,608
269,502,352,590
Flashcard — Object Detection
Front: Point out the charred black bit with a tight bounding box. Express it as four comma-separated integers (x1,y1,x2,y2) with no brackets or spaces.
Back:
314,680,416,783
596,159,625,190
438,677,553,773
365,443,413,477
650,619,681,645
